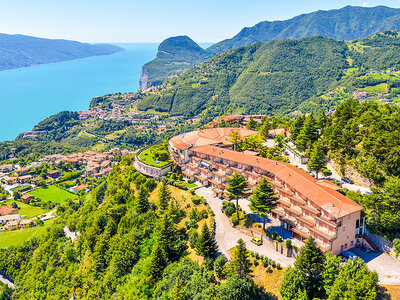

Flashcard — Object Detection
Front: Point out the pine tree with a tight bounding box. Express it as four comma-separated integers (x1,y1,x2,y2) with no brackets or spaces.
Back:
246,116,257,130
307,141,326,179
227,173,248,221
261,120,271,138
322,252,342,297
249,178,278,231
295,237,325,299
291,115,305,141
195,224,218,258
296,114,318,152
171,277,185,300
149,244,167,281
228,130,243,151
158,180,171,210
156,214,183,262
231,239,251,279
136,184,150,213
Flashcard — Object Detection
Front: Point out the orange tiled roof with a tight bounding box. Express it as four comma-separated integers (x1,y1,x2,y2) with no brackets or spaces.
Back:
0,205,18,215
170,128,257,151
190,145,363,218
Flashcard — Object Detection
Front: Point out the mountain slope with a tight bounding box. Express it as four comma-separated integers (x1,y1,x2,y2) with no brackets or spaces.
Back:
136,31,400,117
208,5,400,53
139,6,400,89
139,36,212,90
0,33,123,71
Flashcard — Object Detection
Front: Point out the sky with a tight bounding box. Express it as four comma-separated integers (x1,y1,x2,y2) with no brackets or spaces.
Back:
1,0,400,43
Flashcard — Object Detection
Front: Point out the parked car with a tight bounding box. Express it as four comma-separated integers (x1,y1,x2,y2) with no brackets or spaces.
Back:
251,237,262,246
340,250,359,260
341,177,354,184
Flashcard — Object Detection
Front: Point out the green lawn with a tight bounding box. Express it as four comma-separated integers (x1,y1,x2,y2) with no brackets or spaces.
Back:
29,185,76,204
137,145,172,168
4,200,47,218
0,218,55,248
183,181,197,189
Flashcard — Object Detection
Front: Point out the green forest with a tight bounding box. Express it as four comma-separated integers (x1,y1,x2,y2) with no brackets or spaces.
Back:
136,31,400,118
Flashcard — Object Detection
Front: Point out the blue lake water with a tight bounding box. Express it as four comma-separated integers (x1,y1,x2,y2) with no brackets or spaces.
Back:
0,43,158,141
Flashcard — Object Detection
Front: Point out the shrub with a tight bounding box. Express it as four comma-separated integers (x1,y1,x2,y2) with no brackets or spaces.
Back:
276,235,283,243
254,252,260,260
188,228,198,248
266,266,272,273
185,219,198,229
262,258,269,267
204,257,215,271
253,260,259,266
231,214,239,226
191,196,202,205
285,239,292,249
214,255,228,279
276,263,281,270
200,209,208,220
322,168,332,176
271,231,278,240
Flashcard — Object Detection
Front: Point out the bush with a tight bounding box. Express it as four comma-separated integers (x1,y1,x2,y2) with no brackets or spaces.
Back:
285,239,292,249
276,235,283,243
188,228,198,248
322,168,332,176
185,219,198,229
276,263,281,270
204,257,215,271
191,196,202,205
253,260,259,266
262,258,269,267
231,214,239,226
271,231,278,240
254,252,260,260
266,266,272,273
214,255,228,279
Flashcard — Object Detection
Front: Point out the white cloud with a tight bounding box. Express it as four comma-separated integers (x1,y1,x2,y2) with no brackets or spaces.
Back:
363,2,368,7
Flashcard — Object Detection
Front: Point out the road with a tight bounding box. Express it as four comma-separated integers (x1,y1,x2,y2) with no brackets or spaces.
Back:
196,187,295,267
41,209,56,220
0,273,14,289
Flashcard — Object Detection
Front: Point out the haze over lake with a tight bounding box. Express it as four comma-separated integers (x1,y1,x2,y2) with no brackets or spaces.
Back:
0,44,158,141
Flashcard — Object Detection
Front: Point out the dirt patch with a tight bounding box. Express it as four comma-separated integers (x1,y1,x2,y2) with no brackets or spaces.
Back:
330,159,375,188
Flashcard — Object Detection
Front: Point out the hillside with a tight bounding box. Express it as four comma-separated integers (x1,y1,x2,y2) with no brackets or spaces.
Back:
0,33,123,71
139,36,212,90
140,6,400,88
208,5,400,53
135,31,400,117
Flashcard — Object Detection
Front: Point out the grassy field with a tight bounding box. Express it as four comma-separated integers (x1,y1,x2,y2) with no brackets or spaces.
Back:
137,145,172,168
29,185,76,204
0,218,55,248
359,83,389,94
4,200,47,218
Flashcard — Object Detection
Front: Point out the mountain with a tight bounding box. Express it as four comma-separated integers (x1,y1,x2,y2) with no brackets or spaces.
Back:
136,31,400,117
139,36,212,90
139,6,400,89
208,5,400,53
0,33,123,71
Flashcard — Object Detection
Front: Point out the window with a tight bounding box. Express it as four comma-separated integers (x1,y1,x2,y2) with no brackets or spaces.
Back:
344,243,347,249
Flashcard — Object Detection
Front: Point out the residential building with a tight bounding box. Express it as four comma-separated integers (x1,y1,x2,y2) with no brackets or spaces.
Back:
0,205,19,216
19,219,35,229
47,170,61,179
0,214,20,225
70,184,88,193
18,175,33,184
169,128,365,255
21,194,35,204
0,164,13,173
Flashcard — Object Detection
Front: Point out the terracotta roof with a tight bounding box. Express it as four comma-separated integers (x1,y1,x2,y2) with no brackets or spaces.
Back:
170,128,257,151
190,145,363,218
0,205,18,215
315,180,342,191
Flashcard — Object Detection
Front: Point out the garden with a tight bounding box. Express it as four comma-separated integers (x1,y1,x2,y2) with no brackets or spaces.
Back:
137,144,172,168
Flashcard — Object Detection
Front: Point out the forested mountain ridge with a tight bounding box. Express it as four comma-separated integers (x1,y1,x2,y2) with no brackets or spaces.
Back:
139,36,212,90
136,31,400,117
140,6,400,89
0,33,123,71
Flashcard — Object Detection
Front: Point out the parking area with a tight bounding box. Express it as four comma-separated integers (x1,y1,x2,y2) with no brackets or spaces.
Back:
351,247,400,285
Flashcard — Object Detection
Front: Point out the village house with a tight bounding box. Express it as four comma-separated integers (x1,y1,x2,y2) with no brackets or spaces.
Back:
21,194,35,204
0,213,20,225
0,164,13,173
3,176,18,185
5,220,19,231
31,176,44,185
169,128,366,255
47,170,61,179
0,205,19,216
15,166,31,175
19,219,35,229
18,175,33,184
70,184,88,193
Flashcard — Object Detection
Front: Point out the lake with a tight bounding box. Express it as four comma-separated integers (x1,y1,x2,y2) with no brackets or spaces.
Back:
0,43,158,141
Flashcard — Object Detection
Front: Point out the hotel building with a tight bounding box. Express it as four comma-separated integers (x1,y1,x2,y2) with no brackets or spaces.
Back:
169,128,366,254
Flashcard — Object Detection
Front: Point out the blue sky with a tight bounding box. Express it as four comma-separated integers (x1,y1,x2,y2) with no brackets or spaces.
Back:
1,0,400,43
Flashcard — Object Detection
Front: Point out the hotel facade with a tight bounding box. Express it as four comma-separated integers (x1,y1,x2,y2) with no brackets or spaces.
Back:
169,128,366,254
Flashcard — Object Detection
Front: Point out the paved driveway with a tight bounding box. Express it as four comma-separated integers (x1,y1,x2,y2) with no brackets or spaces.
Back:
196,187,295,267
351,248,400,285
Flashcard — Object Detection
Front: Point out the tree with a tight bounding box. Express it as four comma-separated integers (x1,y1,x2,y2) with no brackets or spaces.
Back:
195,224,218,258
328,258,378,300
246,116,257,130
307,141,326,179
217,276,266,300
171,277,185,300
322,252,342,297
296,114,318,152
394,238,400,258
214,255,228,279
249,178,278,231
136,184,149,213
230,239,251,279
280,267,307,300
261,119,271,138
291,115,306,141
158,180,171,210
13,191,21,200
294,237,325,299
227,173,248,221
228,130,243,151
149,244,167,281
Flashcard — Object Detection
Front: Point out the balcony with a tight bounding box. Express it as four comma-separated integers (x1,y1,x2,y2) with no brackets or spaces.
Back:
309,226,336,241
302,205,320,215
276,186,295,197
314,215,337,228
278,198,291,207
194,174,208,182
288,195,307,206
271,208,286,218
283,205,302,216
295,215,316,227
292,227,311,239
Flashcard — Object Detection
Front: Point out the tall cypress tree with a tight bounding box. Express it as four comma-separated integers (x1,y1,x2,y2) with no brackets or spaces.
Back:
231,239,251,279
295,237,325,299
250,178,278,231
158,180,171,210
149,244,167,281
227,173,248,221
296,114,318,152
195,224,218,258
307,141,326,179
136,184,150,213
